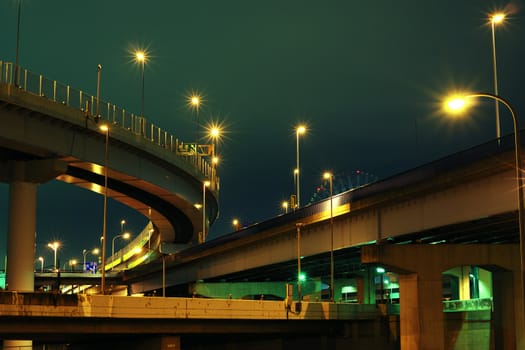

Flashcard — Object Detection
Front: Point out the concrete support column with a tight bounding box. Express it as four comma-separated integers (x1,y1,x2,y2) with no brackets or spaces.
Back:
399,271,445,350
2,159,67,350
6,181,37,291
356,266,375,304
459,266,471,300
493,271,517,349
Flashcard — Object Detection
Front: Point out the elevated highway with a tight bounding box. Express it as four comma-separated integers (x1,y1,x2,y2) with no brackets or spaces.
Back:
123,132,521,294
0,60,219,244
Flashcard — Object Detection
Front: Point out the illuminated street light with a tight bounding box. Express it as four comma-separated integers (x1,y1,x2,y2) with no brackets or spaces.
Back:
282,201,289,214
206,123,223,168
135,50,146,118
96,64,102,119
82,248,99,272
37,256,44,273
112,232,131,260
489,12,506,140
14,0,22,86
323,171,335,302
232,219,240,231
135,50,147,136
120,219,126,233
187,92,204,138
100,124,109,294
47,241,60,271
202,180,211,243
444,91,525,322
295,125,307,209
296,223,303,301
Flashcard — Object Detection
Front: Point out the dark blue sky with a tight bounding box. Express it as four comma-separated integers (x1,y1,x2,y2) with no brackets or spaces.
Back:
1,0,525,268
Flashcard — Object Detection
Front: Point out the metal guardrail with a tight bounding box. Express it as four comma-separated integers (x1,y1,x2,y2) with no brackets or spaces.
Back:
0,60,219,191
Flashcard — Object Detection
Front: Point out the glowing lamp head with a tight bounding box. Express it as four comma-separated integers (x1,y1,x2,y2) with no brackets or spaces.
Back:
323,172,333,180
122,232,131,240
204,180,211,187
210,127,220,138
135,51,146,63
491,13,506,24
443,93,473,115
191,95,200,106
296,125,306,135
447,98,466,111
99,124,109,132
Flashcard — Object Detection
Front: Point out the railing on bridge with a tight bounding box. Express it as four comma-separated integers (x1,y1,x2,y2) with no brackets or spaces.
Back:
0,61,219,191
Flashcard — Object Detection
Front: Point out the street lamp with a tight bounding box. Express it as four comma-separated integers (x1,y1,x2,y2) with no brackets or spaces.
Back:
489,12,506,140
100,124,109,294
112,232,131,261
47,241,60,271
296,223,303,301
202,180,211,243
121,219,126,233
83,248,99,272
295,125,307,209
444,92,525,322
323,171,335,302
135,50,147,135
14,0,22,86
188,93,203,123
282,201,289,214
232,219,240,231
208,125,222,166
135,50,146,117
38,256,44,273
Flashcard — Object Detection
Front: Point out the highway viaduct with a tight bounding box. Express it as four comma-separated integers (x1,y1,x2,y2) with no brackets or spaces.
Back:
0,61,218,348
118,132,524,349
1,61,524,349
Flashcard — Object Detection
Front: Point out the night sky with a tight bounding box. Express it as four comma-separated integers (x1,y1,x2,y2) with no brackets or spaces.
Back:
1,1,525,269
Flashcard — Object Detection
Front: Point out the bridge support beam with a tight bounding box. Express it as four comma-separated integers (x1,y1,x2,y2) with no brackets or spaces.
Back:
362,244,522,350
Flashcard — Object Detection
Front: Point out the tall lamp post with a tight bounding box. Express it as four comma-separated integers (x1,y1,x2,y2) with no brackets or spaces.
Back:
202,180,211,243
445,92,525,322
490,12,506,141
38,256,44,273
47,241,60,271
14,0,22,86
208,125,222,167
282,201,289,214
96,64,102,119
323,172,335,302
296,223,303,301
295,125,306,209
135,50,146,135
188,93,203,139
83,248,99,272
112,232,131,262
100,124,109,294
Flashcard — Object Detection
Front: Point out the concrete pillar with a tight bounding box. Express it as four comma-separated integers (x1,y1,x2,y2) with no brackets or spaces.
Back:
6,181,37,291
459,266,471,300
357,266,376,304
1,159,67,350
399,271,444,350
492,270,517,349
